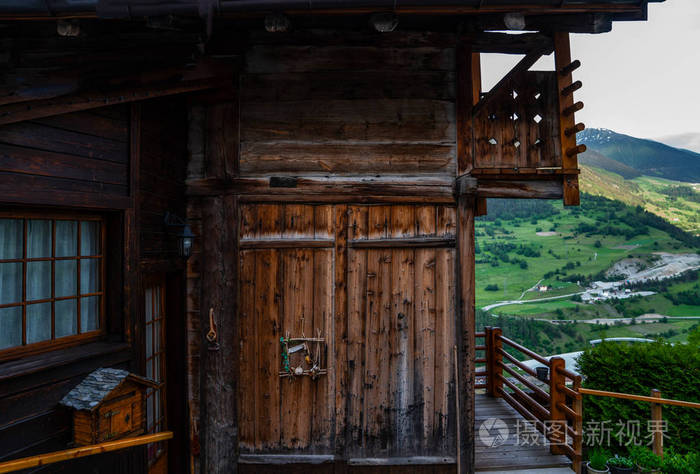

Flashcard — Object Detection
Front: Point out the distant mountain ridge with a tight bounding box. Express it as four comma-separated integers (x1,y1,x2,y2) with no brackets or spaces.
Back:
579,128,700,183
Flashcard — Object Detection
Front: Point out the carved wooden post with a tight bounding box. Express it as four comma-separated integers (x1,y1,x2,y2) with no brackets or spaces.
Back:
492,327,503,398
548,357,566,454
651,389,663,458
572,375,583,474
484,326,494,396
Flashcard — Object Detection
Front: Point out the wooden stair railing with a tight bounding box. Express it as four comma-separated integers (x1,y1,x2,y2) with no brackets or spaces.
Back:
0,431,173,474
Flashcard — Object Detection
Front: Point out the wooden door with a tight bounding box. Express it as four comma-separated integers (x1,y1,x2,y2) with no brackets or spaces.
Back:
237,203,457,459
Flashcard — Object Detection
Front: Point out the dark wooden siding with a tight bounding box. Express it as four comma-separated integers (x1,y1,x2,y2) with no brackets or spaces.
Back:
0,106,130,209
139,98,189,260
239,31,457,178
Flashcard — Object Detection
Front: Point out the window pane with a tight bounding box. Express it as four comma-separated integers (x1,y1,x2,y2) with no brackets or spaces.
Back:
27,220,51,258
27,303,51,343
145,288,153,323
0,306,22,350
56,221,77,257
80,221,100,256
0,219,23,260
27,261,51,300
0,262,22,305
80,295,100,332
146,324,153,359
147,391,154,431
55,299,77,338
55,260,77,297
154,287,161,319
154,320,161,353
80,259,100,294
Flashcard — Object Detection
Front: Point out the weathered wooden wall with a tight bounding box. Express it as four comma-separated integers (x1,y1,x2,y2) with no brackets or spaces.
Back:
0,106,130,209
0,104,136,472
0,96,190,473
239,31,457,178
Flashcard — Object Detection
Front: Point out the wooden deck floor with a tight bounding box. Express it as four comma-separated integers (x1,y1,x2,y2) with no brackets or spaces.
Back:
474,393,572,472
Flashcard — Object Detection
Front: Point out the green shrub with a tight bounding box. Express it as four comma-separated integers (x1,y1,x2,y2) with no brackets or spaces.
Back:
578,341,700,454
607,455,634,469
661,450,700,474
588,448,610,470
629,446,662,470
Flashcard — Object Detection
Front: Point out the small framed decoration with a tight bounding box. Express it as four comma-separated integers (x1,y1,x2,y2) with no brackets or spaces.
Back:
279,330,327,380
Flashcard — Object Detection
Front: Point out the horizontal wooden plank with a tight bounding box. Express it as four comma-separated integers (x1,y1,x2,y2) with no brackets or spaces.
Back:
0,172,130,209
0,143,128,185
240,143,456,175
0,121,128,162
240,239,334,249
33,108,129,142
476,179,563,200
245,45,455,74
241,71,455,102
347,457,455,465
247,30,457,48
348,238,454,248
241,99,455,143
239,454,335,465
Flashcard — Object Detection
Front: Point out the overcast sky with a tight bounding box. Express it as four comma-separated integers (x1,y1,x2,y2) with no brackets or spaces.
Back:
480,0,700,152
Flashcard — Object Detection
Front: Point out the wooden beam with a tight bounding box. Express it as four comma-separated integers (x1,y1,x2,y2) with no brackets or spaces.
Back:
0,78,228,126
186,176,456,202
554,32,581,206
477,179,564,200
0,432,174,474
348,237,455,249
457,40,481,176
471,32,553,55
456,196,476,474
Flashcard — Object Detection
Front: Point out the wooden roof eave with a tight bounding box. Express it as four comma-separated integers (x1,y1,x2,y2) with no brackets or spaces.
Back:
0,1,660,22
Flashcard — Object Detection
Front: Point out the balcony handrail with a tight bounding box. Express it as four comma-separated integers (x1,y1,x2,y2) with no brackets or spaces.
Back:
476,327,700,473
0,431,173,474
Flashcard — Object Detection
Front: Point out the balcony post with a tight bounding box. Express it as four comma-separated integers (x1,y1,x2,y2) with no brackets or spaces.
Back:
484,327,493,395
651,389,663,458
492,327,503,397
548,357,566,454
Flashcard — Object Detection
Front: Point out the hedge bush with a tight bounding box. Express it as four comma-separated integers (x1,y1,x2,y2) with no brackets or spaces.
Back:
577,338,700,454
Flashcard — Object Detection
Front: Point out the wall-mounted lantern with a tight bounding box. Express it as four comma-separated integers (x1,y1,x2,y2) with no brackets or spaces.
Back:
164,212,194,259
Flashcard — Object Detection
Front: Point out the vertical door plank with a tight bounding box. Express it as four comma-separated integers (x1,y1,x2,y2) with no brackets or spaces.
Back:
334,205,349,458
312,248,333,449
283,204,315,239
314,205,334,240
348,205,369,241
257,204,284,239
392,245,415,455
254,249,281,450
415,206,437,451
434,247,456,454
238,250,257,451
347,246,367,452
363,248,382,453
436,206,456,238
416,205,436,238
368,205,390,240
280,248,315,449
389,205,416,238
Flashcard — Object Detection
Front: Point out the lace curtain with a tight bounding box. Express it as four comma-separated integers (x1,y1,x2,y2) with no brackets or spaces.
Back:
0,218,100,351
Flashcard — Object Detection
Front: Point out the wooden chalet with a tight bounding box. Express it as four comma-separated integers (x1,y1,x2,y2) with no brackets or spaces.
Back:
0,1,662,473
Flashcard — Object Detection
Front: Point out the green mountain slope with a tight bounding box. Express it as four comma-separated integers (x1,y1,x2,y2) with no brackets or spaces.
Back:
580,165,700,234
580,128,700,182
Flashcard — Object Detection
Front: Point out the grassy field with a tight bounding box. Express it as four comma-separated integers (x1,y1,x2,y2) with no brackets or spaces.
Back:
475,191,700,353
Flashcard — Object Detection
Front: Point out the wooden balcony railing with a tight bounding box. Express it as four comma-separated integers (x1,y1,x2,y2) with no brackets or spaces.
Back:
476,327,700,474
476,327,583,472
